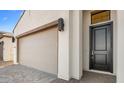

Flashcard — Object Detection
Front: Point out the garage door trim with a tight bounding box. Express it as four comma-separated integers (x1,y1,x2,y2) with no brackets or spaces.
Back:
16,20,58,39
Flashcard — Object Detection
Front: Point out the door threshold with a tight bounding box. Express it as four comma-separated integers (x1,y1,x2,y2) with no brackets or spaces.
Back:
88,69,115,76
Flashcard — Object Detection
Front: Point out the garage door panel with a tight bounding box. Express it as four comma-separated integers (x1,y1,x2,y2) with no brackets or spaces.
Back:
18,26,58,75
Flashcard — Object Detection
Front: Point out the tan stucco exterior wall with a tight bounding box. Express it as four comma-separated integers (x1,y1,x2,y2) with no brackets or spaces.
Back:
83,10,117,75
0,37,13,61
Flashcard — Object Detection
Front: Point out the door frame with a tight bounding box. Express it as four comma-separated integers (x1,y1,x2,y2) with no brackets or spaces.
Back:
89,21,113,73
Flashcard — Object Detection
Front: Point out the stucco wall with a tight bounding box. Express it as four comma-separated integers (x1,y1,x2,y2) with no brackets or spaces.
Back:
70,11,83,79
0,37,13,61
83,10,117,75
116,11,124,82
14,11,69,36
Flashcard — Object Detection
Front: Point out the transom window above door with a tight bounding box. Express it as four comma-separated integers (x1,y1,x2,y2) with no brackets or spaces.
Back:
91,10,110,24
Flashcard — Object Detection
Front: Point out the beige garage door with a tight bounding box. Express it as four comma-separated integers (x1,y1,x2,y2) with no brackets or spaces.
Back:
18,26,58,75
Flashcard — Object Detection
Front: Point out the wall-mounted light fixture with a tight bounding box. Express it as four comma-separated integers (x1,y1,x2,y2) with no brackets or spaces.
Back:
0,41,4,45
58,18,64,31
12,37,15,43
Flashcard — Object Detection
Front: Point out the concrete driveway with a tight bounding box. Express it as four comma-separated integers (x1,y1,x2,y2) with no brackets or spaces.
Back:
0,64,57,83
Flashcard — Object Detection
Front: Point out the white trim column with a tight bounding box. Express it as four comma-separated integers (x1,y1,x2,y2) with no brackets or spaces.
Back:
58,11,71,80
70,10,83,80
58,10,83,80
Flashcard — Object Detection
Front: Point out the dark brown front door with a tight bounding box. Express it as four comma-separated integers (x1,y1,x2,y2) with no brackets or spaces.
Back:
90,22,113,73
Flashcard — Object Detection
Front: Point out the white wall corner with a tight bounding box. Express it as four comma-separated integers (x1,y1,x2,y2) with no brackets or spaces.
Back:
116,11,124,83
13,39,18,64
58,11,71,81
69,10,73,80
79,10,83,79
70,10,83,80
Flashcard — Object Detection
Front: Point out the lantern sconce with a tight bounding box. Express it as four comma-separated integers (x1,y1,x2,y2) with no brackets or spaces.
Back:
58,18,64,31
